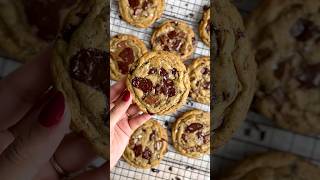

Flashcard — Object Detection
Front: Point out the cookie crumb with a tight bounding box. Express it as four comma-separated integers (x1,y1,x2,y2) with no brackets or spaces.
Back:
151,168,160,173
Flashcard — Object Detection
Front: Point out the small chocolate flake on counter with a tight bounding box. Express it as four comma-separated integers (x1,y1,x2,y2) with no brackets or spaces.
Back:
151,168,160,173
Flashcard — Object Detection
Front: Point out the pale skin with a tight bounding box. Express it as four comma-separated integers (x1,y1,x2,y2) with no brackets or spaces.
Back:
0,48,150,180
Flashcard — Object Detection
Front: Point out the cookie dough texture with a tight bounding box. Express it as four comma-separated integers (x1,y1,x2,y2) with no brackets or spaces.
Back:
212,0,256,150
0,0,79,62
119,0,165,28
151,20,196,60
199,6,210,47
123,119,168,168
188,56,210,104
51,0,108,159
110,34,148,81
126,51,190,115
172,109,210,158
219,152,320,180
247,0,320,135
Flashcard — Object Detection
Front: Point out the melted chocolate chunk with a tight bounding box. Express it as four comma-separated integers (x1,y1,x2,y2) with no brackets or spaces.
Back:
201,67,210,74
144,95,159,104
168,30,178,39
290,19,319,41
296,63,320,88
162,79,176,97
148,68,157,74
70,48,108,92
203,82,210,89
149,130,156,141
160,68,169,79
117,61,130,74
24,0,77,41
132,77,153,93
129,0,140,9
118,48,134,63
133,144,143,157
172,68,177,76
185,123,203,133
142,147,152,160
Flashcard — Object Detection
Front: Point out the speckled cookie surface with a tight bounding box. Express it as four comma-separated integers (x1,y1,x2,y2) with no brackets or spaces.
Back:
123,119,168,169
172,109,210,158
118,0,164,28
51,0,108,159
110,34,148,80
211,0,256,150
126,51,190,115
247,0,320,135
151,20,196,60
188,56,210,105
199,6,210,47
219,152,320,180
0,0,79,62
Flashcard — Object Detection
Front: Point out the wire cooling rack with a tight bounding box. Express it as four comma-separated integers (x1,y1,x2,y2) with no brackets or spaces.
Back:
110,0,210,179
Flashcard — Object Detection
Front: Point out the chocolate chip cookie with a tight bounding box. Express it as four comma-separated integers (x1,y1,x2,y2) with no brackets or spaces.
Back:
246,0,320,135
188,56,210,105
123,119,168,169
172,109,210,158
211,0,256,150
51,0,108,159
0,0,79,62
126,51,190,115
118,0,165,28
199,6,210,47
151,20,196,60
218,152,320,180
110,34,148,81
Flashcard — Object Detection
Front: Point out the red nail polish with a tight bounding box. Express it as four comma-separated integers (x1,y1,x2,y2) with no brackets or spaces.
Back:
39,91,65,127
122,90,130,102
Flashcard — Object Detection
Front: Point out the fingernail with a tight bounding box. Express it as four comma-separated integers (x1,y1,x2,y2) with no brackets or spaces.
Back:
39,91,65,127
122,90,130,102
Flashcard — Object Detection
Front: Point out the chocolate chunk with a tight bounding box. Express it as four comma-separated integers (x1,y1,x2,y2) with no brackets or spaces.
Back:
132,77,153,93
151,168,160,173
129,0,140,9
168,30,178,39
186,123,203,133
296,63,320,88
70,48,108,92
169,167,173,171
181,133,188,142
172,68,177,76
118,48,134,63
142,0,152,10
172,39,183,51
24,0,77,41
196,131,203,138
144,95,159,104
203,82,210,89
201,67,210,75
142,147,152,160
148,68,157,74
160,68,169,79
117,61,130,74
133,144,143,157
162,79,176,97
149,130,156,141
203,134,210,144
290,19,319,41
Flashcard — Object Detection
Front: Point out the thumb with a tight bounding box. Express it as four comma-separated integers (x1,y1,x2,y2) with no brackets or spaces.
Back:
0,91,70,180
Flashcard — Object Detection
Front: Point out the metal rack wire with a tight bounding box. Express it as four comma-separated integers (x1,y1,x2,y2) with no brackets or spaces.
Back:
110,0,210,179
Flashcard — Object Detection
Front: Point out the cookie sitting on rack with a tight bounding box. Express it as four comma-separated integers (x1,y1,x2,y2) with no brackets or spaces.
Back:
151,20,196,60
110,34,148,81
123,119,168,169
199,6,210,47
172,109,210,158
118,0,165,28
247,0,320,135
126,51,190,115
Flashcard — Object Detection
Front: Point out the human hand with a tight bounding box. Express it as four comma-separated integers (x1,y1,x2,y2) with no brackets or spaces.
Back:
110,79,151,170
0,49,107,180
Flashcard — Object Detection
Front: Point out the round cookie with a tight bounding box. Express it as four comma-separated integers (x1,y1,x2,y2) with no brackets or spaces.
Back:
188,56,210,105
199,6,210,47
151,20,196,60
51,0,108,159
123,119,168,169
118,0,165,28
246,0,320,135
211,0,256,150
219,152,320,180
172,109,210,158
110,34,148,81
126,51,190,115
0,0,80,62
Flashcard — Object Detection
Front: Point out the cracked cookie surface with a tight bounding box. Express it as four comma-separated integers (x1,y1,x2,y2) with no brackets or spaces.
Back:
172,109,210,158
119,0,164,28
126,51,190,115
123,119,168,168
247,0,320,135
151,20,196,60
110,34,148,80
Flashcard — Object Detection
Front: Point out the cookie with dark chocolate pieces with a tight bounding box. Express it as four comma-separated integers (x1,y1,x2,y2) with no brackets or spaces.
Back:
123,119,168,169
51,0,108,159
172,109,210,158
247,0,320,135
126,51,190,115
